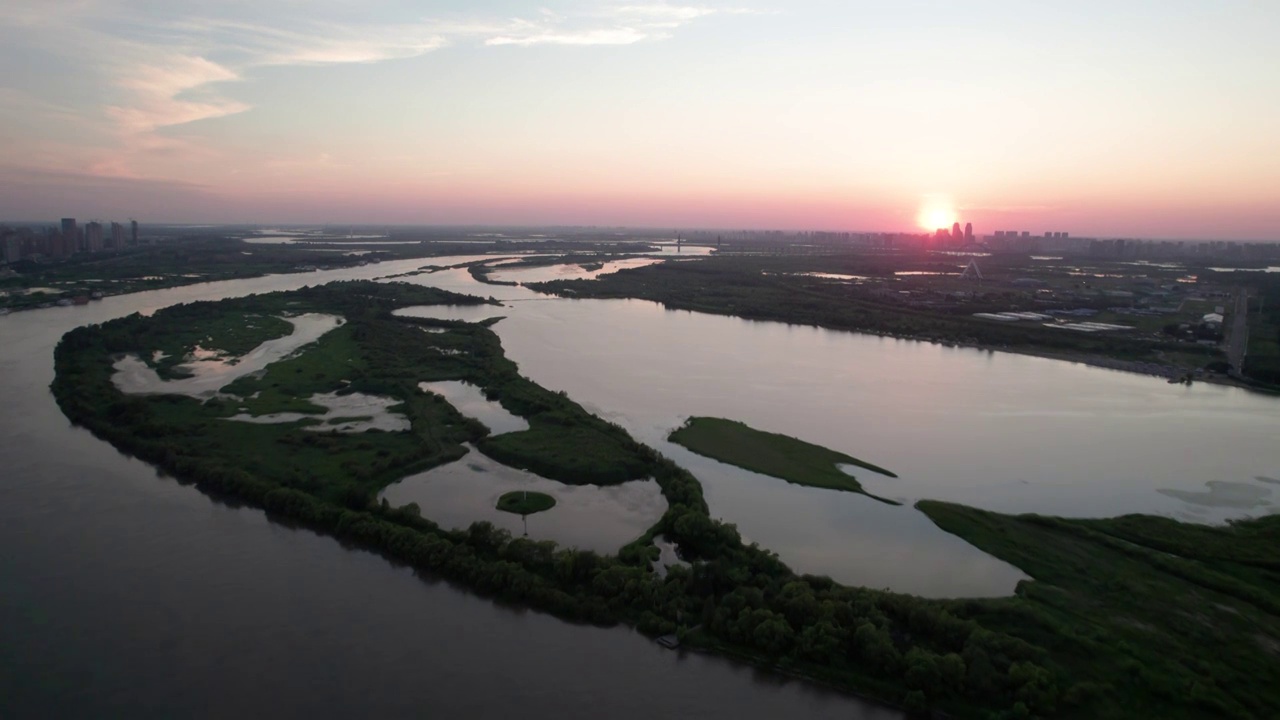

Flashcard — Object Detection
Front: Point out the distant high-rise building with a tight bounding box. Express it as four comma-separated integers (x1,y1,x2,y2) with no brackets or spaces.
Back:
131,220,138,246
110,222,125,250
85,222,104,252
2,231,20,264
964,222,973,242
60,218,78,253
43,227,62,257
952,222,962,242
1021,231,1031,238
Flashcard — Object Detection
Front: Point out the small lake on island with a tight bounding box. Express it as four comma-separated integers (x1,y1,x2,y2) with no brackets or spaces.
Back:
111,313,343,398
418,380,530,435
380,444,666,554
385,380,662,552
394,303,511,323
225,391,410,433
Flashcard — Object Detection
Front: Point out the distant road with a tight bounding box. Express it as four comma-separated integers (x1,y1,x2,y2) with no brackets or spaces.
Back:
1227,287,1249,376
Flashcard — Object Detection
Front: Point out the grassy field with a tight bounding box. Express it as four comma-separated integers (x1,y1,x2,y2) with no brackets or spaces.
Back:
497,490,556,515
479,425,650,485
917,500,1280,719
669,416,898,503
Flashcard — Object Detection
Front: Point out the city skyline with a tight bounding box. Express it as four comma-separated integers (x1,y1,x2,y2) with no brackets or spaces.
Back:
2,1,1279,240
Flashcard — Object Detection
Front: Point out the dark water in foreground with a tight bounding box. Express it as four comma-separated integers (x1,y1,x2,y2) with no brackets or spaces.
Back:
0,261,896,718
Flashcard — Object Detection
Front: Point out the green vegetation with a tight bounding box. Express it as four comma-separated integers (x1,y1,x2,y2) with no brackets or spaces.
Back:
497,490,557,515
918,501,1280,719
1243,275,1280,386
52,281,655,506
220,321,365,415
480,423,650,485
669,417,897,503
51,278,1280,718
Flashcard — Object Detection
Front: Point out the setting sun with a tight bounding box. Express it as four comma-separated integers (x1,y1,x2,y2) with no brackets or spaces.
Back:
917,197,957,231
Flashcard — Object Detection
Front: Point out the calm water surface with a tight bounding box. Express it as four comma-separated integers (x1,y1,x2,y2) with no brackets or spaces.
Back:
381,444,666,553
488,257,665,284
0,258,896,718
5,253,1279,714
391,266,1280,595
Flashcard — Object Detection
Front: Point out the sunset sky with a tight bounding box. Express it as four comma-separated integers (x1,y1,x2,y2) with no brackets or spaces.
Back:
2,1,1278,239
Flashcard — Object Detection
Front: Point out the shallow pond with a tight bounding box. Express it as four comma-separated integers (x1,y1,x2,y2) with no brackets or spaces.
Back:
487,257,665,284
393,304,512,323
419,380,529,435
651,534,689,578
226,391,409,433
380,445,666,554
111,314,343,398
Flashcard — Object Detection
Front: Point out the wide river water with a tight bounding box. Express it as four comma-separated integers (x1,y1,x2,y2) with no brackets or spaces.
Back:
390,264,1280,596
0,256,898,719
4,252,1278,715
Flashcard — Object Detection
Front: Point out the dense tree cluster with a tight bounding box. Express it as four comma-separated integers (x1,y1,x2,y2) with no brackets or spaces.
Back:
1241,274,1280,385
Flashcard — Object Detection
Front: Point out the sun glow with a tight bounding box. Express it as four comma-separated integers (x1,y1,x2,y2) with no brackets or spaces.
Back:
917,197,957,231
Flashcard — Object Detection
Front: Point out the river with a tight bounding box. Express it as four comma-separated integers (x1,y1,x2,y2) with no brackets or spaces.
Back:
389,265,1280,596
0,256,898,718
3,252,1277,716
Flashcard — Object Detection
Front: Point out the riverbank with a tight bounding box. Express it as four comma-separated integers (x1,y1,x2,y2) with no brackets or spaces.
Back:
964,343,1278,394
524,256,1280,393
0,238,390,314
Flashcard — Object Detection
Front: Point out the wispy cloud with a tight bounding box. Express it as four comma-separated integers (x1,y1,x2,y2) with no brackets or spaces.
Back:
617,4,718,24
960,204,1059,214
153,18,458,66
0,1,764,179
485,4,732,46
486,27,651,47
106,54,248,133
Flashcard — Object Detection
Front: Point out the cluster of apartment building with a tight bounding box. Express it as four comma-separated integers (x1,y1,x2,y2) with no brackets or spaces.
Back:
1084,238,1280,260
1,218,142,264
